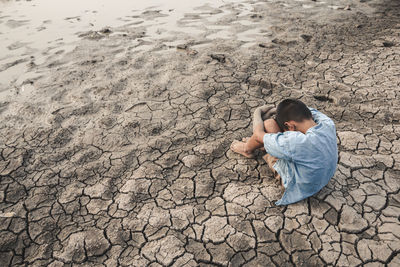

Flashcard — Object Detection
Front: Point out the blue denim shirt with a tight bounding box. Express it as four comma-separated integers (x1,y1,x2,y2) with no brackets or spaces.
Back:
263,108,338,205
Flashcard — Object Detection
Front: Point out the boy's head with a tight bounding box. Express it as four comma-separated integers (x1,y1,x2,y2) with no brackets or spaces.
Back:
276,99,313,131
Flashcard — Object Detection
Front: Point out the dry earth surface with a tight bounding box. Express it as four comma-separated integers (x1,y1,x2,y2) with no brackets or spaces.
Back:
0,0,400,266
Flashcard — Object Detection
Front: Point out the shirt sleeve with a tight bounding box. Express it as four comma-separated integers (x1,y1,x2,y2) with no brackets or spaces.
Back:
263,132,294,161
309,108,335,126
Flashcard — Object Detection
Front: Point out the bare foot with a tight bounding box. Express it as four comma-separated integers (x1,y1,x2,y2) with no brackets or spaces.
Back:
230,140,254,158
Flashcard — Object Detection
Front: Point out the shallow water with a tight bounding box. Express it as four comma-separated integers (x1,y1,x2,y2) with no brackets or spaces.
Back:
0,0,242,89
0,0,374,91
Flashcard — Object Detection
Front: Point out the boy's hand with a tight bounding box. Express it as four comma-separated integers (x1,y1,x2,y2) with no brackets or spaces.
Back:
257,105,274,114
255,105,276,121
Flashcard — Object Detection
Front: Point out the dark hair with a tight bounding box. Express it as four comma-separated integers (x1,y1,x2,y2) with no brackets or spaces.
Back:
276,99,312,130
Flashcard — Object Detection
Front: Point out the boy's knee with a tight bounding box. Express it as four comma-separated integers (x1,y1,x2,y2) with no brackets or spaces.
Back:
264,119,281,133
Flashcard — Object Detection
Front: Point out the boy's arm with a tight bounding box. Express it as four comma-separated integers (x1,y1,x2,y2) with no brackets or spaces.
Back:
252,106,269,143
309,108,335,126
254,105,295,160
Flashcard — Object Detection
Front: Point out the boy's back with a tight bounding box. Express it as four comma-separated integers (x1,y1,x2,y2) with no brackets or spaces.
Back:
263,108,338,205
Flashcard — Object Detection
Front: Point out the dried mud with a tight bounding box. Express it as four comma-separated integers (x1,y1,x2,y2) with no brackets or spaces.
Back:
0,0,400,266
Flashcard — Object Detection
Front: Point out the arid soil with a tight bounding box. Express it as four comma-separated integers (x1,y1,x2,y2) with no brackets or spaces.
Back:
0,0,400,266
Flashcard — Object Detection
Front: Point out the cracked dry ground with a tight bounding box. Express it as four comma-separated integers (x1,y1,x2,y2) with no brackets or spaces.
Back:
1,4,400,267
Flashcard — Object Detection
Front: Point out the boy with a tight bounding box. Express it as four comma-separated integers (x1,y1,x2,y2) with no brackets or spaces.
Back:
231,99,338,205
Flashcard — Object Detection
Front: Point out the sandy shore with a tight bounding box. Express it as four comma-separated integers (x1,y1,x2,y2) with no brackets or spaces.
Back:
1,0,400,266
